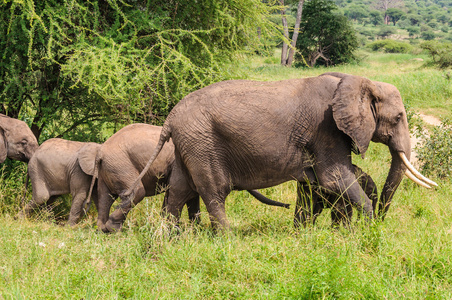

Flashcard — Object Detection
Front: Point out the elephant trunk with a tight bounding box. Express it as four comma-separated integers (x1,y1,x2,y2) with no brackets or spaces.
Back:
378,145,438,220
378,148,406,219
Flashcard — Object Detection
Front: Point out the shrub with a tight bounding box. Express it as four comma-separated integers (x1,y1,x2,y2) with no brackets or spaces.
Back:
366,39,413,53
376,26,397,38
415,120,452,179
407,26,420,37
421,31,436,40
420,41,452,69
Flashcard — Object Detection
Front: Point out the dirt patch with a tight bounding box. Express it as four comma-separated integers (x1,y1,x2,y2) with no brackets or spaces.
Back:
410,113,442,166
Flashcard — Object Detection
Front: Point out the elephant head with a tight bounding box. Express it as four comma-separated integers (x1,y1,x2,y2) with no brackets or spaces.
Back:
0,114,39,163
324,72,437,218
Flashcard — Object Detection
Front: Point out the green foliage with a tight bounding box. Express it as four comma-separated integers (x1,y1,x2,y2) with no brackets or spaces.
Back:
421,30,437,40
0,0,278,141
386,8,406,26
366,39,414,53
369,10,384,26
421,41,452,68
376,26,397,39
415,120,452,179
295,0,358,67
407,26,421,37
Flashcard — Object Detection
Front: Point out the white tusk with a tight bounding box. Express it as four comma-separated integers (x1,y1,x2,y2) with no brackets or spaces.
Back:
405,170,431,189
399,152,438,187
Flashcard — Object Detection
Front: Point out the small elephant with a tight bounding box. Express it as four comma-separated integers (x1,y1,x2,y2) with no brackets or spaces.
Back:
294,165,378,228
129,72,436,231
0,114,38,163
22,138,100,225
91,124,290,233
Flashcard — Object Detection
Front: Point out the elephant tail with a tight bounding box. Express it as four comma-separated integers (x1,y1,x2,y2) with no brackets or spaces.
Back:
247,190,290,209
124,124,172,198
84,153,101,214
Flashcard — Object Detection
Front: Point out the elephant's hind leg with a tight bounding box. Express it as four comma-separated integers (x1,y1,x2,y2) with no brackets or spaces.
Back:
105,184,146,232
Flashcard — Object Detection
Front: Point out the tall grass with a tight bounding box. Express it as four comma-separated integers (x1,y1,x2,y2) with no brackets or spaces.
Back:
0,51,451,299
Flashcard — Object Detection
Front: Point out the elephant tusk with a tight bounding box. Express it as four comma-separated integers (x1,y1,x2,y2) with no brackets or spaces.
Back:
399,152,438,187
405,170,431,189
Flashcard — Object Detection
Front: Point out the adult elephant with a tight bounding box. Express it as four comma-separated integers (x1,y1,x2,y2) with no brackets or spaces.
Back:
129,72,437,230
294,164,378,228
90,124,290,233
0,114,38,163
22,138,100,226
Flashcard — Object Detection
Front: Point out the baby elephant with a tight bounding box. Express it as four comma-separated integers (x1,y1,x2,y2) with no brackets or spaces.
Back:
22,138,100,225
295,165,378,228
92,124,289,233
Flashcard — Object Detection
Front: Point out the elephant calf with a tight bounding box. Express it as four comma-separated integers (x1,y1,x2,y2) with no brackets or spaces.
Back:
0,114,38,163
295,165,378,228
92,124,289,233
22,138,100,225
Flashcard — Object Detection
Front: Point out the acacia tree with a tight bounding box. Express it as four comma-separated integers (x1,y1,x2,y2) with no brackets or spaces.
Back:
386,8,406,25
1,0,277,142
373,0,404,25
295,0,358,67
280,0,305,66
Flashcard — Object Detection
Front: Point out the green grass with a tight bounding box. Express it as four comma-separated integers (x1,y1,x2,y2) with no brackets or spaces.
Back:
1,50,452,299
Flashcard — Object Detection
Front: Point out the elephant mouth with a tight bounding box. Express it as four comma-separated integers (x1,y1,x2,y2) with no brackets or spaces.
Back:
399,152,438,188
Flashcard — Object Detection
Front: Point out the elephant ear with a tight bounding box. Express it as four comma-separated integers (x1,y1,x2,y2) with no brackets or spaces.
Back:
78,143,100,176
332,75,381,157
0,129,6,163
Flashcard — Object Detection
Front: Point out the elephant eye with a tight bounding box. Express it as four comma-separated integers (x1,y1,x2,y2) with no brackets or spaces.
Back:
395,113,402,123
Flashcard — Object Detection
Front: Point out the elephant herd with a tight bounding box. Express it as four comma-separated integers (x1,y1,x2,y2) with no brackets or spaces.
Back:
2,72,437,233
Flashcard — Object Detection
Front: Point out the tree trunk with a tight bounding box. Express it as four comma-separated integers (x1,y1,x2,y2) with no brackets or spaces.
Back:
280,0,305,66
286,0,305,67
280,0,289,65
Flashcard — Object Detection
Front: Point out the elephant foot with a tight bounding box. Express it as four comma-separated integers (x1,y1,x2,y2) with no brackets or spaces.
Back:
105,219,123,233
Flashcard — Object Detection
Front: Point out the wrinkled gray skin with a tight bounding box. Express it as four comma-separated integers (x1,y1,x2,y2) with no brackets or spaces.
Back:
295,164,378,228
22,138,100,226
130,72,411,231
92,124,290,233
0,114,38,163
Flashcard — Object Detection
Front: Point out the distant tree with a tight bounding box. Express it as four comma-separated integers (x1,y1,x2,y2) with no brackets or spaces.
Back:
386,8,406,25
421,31,437,40
369,10,384,26
436,13,450,24
377,26,397,38
295,0,358,67
344,5,369,23
407,26,421,37
406,14,423,26
373,0,404,24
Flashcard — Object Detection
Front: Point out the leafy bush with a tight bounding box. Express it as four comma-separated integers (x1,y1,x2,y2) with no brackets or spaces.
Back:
407,26,420,37
376,26,397,38
415,120,452,179
366,39,413,53
420,41,452,69
421,31,436,40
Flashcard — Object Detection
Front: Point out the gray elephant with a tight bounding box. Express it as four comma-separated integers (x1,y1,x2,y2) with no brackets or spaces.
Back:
0,114,38,163
22,138,100,225
294,164,378,228
129,72,436,231
90,124,290,233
